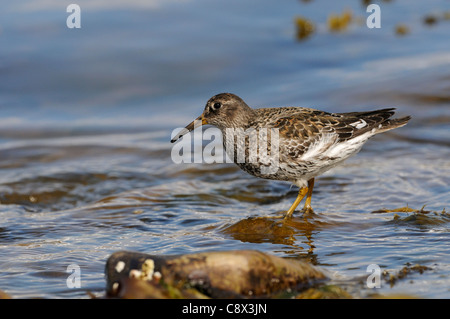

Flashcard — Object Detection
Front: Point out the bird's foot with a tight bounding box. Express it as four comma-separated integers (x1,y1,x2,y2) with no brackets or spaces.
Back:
283,206,314,220
302,205,314,215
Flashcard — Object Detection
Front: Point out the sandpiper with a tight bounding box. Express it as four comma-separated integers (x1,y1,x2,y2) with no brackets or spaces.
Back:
171,93,410,219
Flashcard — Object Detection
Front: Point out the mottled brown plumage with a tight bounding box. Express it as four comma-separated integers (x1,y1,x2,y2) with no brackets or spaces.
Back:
171,93,411,218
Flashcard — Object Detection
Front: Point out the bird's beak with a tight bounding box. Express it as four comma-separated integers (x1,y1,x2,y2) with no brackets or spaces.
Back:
171,114,208,143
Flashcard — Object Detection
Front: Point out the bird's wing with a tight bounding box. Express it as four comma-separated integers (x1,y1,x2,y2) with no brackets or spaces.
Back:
268,108,402,159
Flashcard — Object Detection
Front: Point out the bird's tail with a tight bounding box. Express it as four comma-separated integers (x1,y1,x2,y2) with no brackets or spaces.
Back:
377,115,411,134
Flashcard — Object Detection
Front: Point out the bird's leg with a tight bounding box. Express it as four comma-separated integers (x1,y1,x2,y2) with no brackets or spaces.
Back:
302,178,315,214
284,186,308,219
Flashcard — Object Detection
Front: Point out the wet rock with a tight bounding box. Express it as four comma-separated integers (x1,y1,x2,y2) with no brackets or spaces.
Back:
296,285,352,299
105,250,327,299
0,290,11,299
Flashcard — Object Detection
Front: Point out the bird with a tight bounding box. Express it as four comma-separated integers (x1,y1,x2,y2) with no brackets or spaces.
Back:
171,93,411,219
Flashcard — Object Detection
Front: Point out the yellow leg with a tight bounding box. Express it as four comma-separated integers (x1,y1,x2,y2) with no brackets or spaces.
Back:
284,187,308,219
284,178,315,219
303,178,315,213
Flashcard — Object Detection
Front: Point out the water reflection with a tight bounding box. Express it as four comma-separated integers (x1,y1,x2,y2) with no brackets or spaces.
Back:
221,213,332,265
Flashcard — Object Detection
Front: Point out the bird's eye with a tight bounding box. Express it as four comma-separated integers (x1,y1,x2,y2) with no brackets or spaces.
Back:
213,102,222,110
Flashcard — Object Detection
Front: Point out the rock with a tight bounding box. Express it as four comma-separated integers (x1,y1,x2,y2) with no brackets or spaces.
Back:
0,290,11,299
105,250,326,299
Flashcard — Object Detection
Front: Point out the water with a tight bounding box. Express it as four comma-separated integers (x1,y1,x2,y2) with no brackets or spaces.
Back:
0,0,449,298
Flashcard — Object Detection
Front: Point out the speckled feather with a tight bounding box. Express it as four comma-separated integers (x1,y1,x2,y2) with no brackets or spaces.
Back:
184,93,411,188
